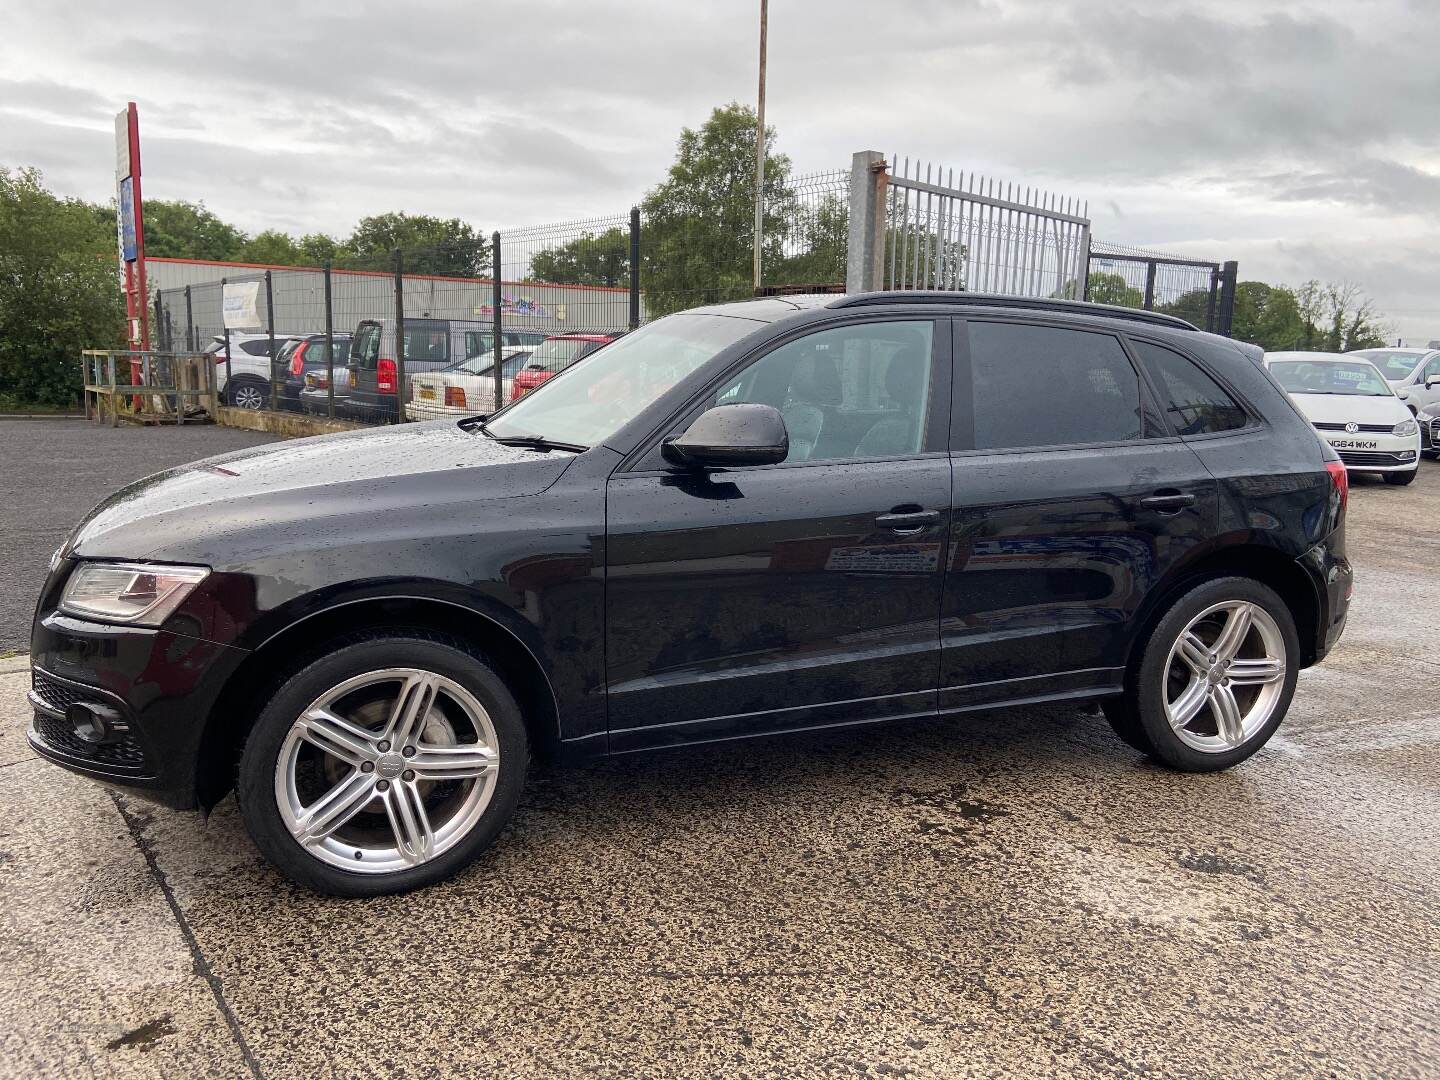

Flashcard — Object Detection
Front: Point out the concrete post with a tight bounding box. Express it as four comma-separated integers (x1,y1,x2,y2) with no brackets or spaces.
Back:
846,151,888,293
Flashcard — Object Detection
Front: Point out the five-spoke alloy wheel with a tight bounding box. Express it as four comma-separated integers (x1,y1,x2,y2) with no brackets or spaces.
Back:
1104,577,1300,771
239,631,528,896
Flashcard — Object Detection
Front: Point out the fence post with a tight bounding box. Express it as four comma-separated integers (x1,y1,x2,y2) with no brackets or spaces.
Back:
628,207,641,330
846,151,888,293
1216,260,1239,337
491,231,503,413
393,250,406,422
108,354,118,428
153,293,165,351
184,285,194,352
1204,267,1219,333
265,270,278,410
221,277,233,406
324,259,335,419
1078,225,1092,301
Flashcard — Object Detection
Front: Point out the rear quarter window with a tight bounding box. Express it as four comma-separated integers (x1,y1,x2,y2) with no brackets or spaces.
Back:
1131,340,1248,435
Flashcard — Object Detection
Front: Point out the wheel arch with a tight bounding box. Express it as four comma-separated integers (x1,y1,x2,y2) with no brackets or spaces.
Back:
1123,544,1322,680
195,595,564,811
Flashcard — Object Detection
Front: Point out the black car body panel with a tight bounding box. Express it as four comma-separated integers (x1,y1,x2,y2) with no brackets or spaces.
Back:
29,293,1351,809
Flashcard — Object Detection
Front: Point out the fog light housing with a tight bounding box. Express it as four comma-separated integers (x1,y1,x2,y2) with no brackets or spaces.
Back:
66,702,124,745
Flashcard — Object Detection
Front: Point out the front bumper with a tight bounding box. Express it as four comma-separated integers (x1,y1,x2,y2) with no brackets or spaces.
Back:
1317,431,1421,472
1420,416,1440,454
28,610,248,809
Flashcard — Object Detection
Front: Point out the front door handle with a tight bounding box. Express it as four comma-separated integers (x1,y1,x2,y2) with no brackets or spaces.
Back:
1138,490,1197,512
875,508,941,531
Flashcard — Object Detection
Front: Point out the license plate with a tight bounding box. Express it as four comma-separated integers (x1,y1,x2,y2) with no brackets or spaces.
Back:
1326,438,1377,450
418,387,436,400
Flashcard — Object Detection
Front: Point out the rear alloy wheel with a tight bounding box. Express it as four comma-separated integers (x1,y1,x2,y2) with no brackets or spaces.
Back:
1383,470,1417,485
239,632,528,896
1104,577,1299,771
229,381,266,410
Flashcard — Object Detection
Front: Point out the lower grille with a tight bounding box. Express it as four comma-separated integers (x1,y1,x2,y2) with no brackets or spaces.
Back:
1337,450,1413,467
30,670,146,771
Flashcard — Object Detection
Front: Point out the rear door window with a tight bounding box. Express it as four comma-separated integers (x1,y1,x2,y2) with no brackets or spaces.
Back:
404,321,449,363
962,321,1145,450
241,340,274,356
1131,340,1248,435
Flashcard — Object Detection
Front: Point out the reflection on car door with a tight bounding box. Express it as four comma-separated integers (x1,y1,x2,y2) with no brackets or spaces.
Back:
940,318,1218,712
604,318,953,752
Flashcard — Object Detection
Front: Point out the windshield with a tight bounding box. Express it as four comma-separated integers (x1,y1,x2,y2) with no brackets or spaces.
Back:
1271,360,1393,397
1351,350,1424,380
484,313,762,447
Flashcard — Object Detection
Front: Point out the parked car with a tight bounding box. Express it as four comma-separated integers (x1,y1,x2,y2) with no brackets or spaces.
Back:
275,334,352,412
1267,351,1420,484
298,366,353,417
405,347,533,422
1416,401,1440,459
347,318,503,422
28,292,1352,896
467,330,551,357
1346,347,1440,413
509,332,621,401
204,333,310,410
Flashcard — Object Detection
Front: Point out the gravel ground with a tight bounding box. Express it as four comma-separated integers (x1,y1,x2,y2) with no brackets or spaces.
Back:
0,420,280,652
0,426,1437,1078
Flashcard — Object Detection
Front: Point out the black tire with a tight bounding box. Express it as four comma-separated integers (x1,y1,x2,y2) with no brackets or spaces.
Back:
227,379,268,410
1383,469,1418,485
1103,576,1300,772
237,629,529,897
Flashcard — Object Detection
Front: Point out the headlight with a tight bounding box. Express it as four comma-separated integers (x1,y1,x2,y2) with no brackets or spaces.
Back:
60,562,209,626
1393,419,1419,437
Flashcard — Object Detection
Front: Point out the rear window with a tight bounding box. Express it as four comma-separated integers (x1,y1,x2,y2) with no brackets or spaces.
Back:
1132,340,1248,435
352,323,381,369
240,340,273,356
526,337,593,374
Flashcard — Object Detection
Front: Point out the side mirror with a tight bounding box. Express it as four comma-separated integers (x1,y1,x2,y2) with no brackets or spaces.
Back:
1426,374,1440,389
662,403,788,468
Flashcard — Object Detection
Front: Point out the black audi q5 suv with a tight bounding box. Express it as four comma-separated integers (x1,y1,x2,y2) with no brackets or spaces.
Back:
29,292,1351,895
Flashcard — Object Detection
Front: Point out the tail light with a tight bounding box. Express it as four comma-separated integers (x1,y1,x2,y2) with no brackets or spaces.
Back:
289,342,307,377
377,358,397,394
1325,459,1348,516
445,386,466,408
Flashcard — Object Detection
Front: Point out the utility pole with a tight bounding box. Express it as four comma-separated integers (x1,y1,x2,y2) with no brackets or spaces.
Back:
752,0,768,292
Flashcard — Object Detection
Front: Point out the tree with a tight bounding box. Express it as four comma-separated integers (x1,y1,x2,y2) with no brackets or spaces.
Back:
141,199,246,261
342,212,488,276
1157,287,1212,329
1232,281,1307,351
297,233,343,265
774,194,851,286
529,226,629,286
239,229,302,266
1084,271,1143,308
640,102,797,316
0,168,124,408
1323,281,1387,351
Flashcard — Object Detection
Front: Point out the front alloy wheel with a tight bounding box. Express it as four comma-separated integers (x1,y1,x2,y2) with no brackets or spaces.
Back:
230,382,266,410
239,631,528,896
276,669,500,873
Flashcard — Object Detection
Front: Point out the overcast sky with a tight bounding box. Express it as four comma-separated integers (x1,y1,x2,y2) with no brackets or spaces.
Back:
3,0,1438,341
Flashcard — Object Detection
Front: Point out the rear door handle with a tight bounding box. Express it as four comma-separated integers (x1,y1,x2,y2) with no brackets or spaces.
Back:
1138,491,1197,512
875,508,941,531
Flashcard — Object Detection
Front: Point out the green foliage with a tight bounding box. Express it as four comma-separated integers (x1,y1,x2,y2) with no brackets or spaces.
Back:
0,168,124,408
1084,271,1144,308
1232,279,1386,352
774,194,851,286
142,200,246,261
239,229,302,265
529,226,629,287
640,103,797,316
341,212,488,276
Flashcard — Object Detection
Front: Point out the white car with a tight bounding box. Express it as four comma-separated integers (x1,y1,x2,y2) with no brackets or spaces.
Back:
1346,347,1440,414
1266,351,1421,485
404,347,533,421
204,332,308,410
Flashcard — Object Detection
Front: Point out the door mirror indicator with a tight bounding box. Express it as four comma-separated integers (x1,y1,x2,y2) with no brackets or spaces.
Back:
662,404,789,468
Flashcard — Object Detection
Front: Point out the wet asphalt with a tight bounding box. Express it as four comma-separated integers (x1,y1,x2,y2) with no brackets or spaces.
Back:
0,420,281,652
0,426,1437,1078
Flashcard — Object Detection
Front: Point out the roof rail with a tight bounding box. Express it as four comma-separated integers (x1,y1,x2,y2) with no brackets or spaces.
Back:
826,291,1199,331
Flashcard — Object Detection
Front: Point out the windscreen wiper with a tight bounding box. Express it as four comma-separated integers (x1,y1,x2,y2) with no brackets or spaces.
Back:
489,433,589,453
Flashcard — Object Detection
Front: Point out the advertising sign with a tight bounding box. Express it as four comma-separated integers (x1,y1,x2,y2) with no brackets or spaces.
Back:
118,177,137,261
222,281,262,329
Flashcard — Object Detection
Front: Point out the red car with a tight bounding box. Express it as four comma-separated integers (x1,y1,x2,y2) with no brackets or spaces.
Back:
509,333,620,401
